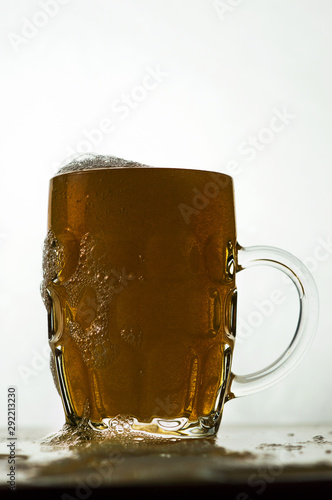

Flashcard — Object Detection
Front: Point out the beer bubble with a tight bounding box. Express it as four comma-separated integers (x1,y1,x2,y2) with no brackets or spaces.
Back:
120,327,142,348
41,230,65,312
109,415,134,434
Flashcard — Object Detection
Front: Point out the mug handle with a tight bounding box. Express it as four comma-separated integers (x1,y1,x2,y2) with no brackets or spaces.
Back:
229,244,319,398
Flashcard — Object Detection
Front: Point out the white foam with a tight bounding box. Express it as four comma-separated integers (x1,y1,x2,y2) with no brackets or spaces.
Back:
56,153,151,175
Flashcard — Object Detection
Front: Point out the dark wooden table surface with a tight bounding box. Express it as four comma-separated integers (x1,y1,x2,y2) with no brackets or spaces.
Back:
1,425,332,498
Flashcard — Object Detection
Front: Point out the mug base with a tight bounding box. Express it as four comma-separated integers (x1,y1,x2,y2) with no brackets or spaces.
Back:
89,414,221,439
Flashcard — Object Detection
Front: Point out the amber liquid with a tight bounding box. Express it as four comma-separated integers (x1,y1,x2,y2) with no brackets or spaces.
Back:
42,166,237,427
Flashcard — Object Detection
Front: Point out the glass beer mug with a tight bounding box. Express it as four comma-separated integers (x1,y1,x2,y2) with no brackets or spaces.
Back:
41,155,318,438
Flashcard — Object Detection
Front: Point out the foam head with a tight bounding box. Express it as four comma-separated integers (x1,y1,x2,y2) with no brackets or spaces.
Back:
56,153,151,175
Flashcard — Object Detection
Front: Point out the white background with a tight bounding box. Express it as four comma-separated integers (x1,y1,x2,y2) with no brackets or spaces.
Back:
0,0,331,431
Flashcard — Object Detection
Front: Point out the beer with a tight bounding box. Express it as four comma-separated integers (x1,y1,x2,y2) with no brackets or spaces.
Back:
41,155,237,436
